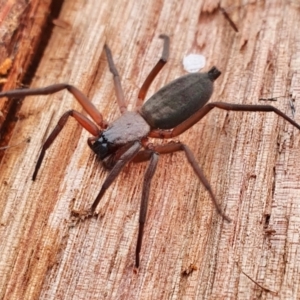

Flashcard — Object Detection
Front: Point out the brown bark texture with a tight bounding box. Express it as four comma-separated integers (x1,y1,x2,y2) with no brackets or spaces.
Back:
0,0,54,145
1,0,300,299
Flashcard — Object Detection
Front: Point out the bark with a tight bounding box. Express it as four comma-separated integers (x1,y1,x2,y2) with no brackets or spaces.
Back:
0,0,55,146
1,0,300,299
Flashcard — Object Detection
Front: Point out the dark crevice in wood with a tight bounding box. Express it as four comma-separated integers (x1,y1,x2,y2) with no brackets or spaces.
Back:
22,0,65,86
0,0,65,160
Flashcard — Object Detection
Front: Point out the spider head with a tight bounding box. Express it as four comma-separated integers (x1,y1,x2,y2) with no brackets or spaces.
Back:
91,135,116,160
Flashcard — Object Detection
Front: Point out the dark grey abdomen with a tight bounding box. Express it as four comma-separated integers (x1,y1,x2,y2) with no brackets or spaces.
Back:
140,72,214,129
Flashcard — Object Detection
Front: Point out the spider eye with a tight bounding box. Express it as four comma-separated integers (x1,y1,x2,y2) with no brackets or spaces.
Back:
91,136,110,159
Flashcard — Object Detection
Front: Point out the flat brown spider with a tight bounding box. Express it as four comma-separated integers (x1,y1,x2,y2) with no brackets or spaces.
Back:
1,35,300,267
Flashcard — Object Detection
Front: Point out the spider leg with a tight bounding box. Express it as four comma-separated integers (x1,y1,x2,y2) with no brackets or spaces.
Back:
0,84,105,127
104,45,128,114
135,151,159,268
149,102,300,138
219,6,239,33
135,34,170,110
134,142,231,222
132,149,153,163
90,141,141,212
32,110,100,180
180,143,231,222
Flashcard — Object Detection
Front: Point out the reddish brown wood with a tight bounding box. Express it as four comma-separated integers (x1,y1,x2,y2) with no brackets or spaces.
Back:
0,0,53,148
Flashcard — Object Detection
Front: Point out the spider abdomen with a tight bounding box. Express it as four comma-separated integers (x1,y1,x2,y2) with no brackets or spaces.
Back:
140,67,221,129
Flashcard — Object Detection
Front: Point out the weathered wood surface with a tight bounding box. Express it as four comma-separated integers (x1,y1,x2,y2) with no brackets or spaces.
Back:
1,0,300,299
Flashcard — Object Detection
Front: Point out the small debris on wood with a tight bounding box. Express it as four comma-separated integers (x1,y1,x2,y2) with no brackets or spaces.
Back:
181,263,198,276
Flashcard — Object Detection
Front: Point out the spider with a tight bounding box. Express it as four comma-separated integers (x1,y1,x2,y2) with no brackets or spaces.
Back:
1,35,299,268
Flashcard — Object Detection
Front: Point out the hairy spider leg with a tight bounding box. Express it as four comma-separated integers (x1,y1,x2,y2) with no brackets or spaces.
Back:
32,110,100,180
90,141,141,212
135,151,159,268
0,84,104,127
132,140,233,267
0,84,107,179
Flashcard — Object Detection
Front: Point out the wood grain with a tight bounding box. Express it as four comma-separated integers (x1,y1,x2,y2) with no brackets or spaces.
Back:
0,0,54,136
1,0,300,299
